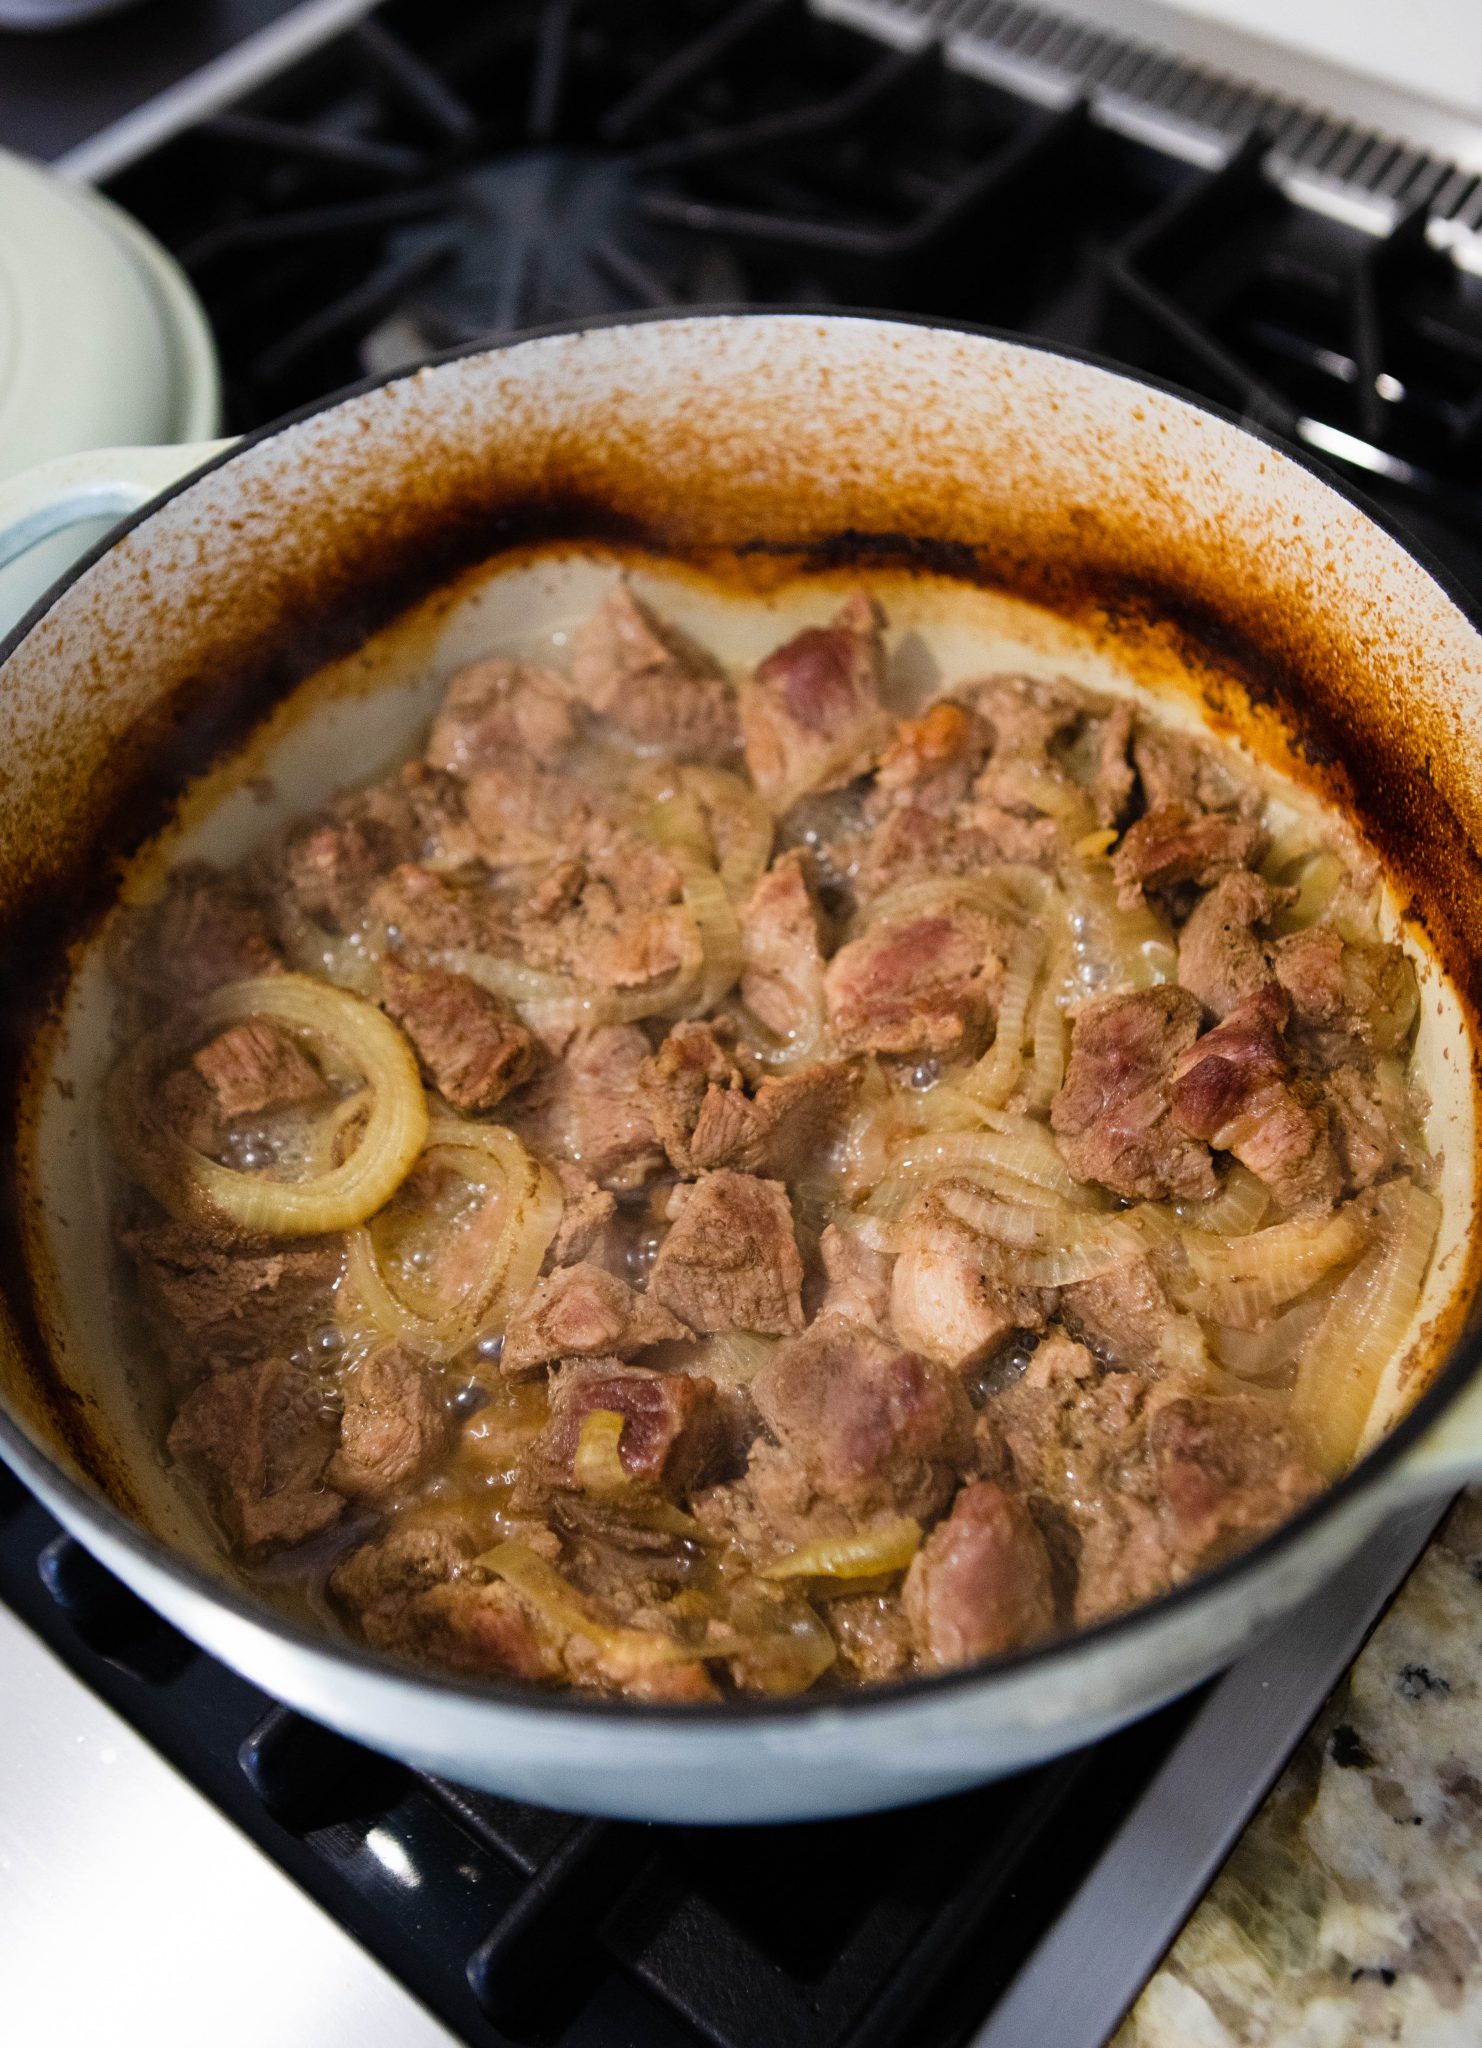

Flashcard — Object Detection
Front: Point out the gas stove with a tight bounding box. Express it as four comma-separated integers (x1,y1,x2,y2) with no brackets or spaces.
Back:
1,4,1478,2044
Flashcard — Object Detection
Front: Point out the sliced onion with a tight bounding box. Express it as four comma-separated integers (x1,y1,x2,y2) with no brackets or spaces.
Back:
1171,1162,1269,1236
673,766,774,898
1290,1181,1441,1476
574,1409,631,1496
1268,849,1344,934
677,858,744,1014
1026,938,1069,1113
442,939,703,1032
1065,861,1177,993
478,1539,700,1679
961,924,1044,1110
1181,1205,1368,1298
761,1517,921,1582
112,974,428,1238
891,1121,1084,1204
938,1185,1144,1286
850,866,1051,937
988,760,1095,838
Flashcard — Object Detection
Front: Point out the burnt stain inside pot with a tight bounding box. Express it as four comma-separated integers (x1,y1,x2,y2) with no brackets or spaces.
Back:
94,577,1447,1703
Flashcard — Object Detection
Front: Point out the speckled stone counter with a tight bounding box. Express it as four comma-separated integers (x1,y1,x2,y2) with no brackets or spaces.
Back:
1116,1492,1482,2047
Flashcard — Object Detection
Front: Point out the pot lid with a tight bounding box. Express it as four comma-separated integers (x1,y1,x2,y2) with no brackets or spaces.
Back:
0,147,219,479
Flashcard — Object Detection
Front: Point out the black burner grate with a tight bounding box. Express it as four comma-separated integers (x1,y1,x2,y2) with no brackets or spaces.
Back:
0,1464,1197,2047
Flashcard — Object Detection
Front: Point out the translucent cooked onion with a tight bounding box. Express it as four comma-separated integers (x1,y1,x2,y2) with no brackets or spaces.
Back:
851,866,1051,936
698,1330,778,1384
938,1185,1144,1286
1171,1163,1269,1236
574,1408,630,1496
891,1119,1084,1204
478,1539,700,1678
1177,1207,1369,1327
677,858,745,1014
1290,1181,1441,1476
962,924,1044,1110
1066,862,1177,993
1209,1285,1333,1382
988,760,1095,838
1026,938,1069,1113
443,937,703,1032
112,975,428,1238
1268,849,1344,935
341,1119,561,1360
676,765,774,899
761,1517,922,1583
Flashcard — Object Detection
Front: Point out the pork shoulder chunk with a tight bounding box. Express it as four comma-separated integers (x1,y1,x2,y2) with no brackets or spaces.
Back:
738,847,831,1045
327,1342,454,1503
649,1171,805,1335
511,1024,664,1190
121,1218,342,1385
1323,1063,1404,1192
192,1019,325,1122
1177,869,1283,1020
1170,984,1341,1211
167,1356,343,1552
111,863,282,1002
1087,698,1136,830
569,585,739,763
367,862,511,960
332,1518,475,1613
1149,1392,1321,1570
1271,926,1418,1058
530,1360,724,1498
957,671,1087,763
903,1480,1056,1669
1051,985,1216,1201
426,657,578,774
381,959,539,1111
640,1022,858,1179
749,1317,973,1527
873,700,992,815
816,1223,895,1337
512,835,692,995
1133,726,1262,816
282,778,443,934
547,1162,621,1271
1111,801,1268,908
1060,1256,1202,1376
364,1579,558,1681
739,592,894,810
501,1263,690,1373
824,901,1013,1058
890,1196,1052,1370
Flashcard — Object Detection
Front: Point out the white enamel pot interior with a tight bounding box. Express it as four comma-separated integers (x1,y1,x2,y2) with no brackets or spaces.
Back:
0,312,1480,1824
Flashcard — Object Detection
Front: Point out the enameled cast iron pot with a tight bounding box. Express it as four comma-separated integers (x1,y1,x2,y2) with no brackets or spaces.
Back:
1,312,1482,1824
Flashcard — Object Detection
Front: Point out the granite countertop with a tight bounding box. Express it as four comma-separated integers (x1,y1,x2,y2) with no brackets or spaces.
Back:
1116,1491,1482,2047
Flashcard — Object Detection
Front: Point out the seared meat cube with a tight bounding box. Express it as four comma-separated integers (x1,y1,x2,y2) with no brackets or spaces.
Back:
462,761,611,869
749,1317,973,1529
1087,698,1136,829
511,1025,664,1190
1171,984,1340,1211
512,829,692,996
1272,927,1418,1058
739,847,831,1045
547,1162,621,1270
1178,870,1283,1020
1133,726,1261,816
739,591,893,809
332,1518,475,1612
958,671,1087,762
381,959,539,1111
1111,801,1267,908
649,1171,805,1335
1323,1064,1404,1191
121,1219,342,1385
1149,1392,1321,1570
368,862,511,959
1060,1256,1200,1376
890,1196,1051,1370
501,1263,689,1374
425,657,578,774
828,1593,912,1683
282,781,431,933
824,901,1014,1058
849,803,1028,901
639,1020,742,1167
167,1356,343,1552
364,1580,558,1680
192,1020,325,1122
327,1342,454,1504
111,863,281,1001
873,701,992,815
1051,985,1216,1201
641,1023,858,1179
816,1223,895,1337
903,1480,1056,1669
530,1360,724,1498
569,585,739,762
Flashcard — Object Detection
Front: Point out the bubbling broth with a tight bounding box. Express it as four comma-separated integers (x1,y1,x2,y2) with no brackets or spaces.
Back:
101,574,1444,1701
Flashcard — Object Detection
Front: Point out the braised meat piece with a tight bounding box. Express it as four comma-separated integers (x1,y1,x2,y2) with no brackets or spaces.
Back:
1170,984,1341,1211
569,585,739,762
640,1023,858,1179
111,863,282,1001
192,1020,325,1121
849,803,1032,900
816,1224,895,1337
368,862,511,959
959,671,1087,762
547,1163,621,1271
1133,726,1261,816
332,1518,475,1612
365,1580,558,1681
282,780,434,933
1111,802,1267,908
873,701,992,816
824,901,1014,1058
1323,1064,1404,1191
167,1356,343,1552
903,1481,1056,1669
890,1196,1051,1370
1087,698,1136,829
529,1360,724,1498
748,1318,973,1533
1060,1257,1202,1376
501,1263,689,1374
738,847,831,1045
639,1020,741,1162
381,959,539,1111
462,760,622,870
513,831,692,994
327,1342,454,1504
121,1218,342,1384
1272,927,1418,1058
828,1593,912,1683
511,1025,664,1190
739,592,893,810
1178,870,1283,1020
425,657,578,774
649,1171,805,1335
1051,985,1216,1201
1150,1393,1321,1570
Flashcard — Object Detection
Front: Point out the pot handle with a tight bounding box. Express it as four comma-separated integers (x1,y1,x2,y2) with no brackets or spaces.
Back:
1389,1369,1482,1500
0,439,238,574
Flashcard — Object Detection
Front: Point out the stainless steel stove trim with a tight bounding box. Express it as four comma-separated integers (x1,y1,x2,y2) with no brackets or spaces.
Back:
815,0,1482,269
970,1495,1451,2048
54,0,383,185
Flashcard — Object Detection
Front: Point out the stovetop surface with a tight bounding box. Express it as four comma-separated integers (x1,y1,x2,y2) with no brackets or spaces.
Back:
4,4,1482,2045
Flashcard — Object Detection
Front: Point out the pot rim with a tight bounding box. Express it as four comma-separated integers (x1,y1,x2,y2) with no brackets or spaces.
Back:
0,304,1476,1730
